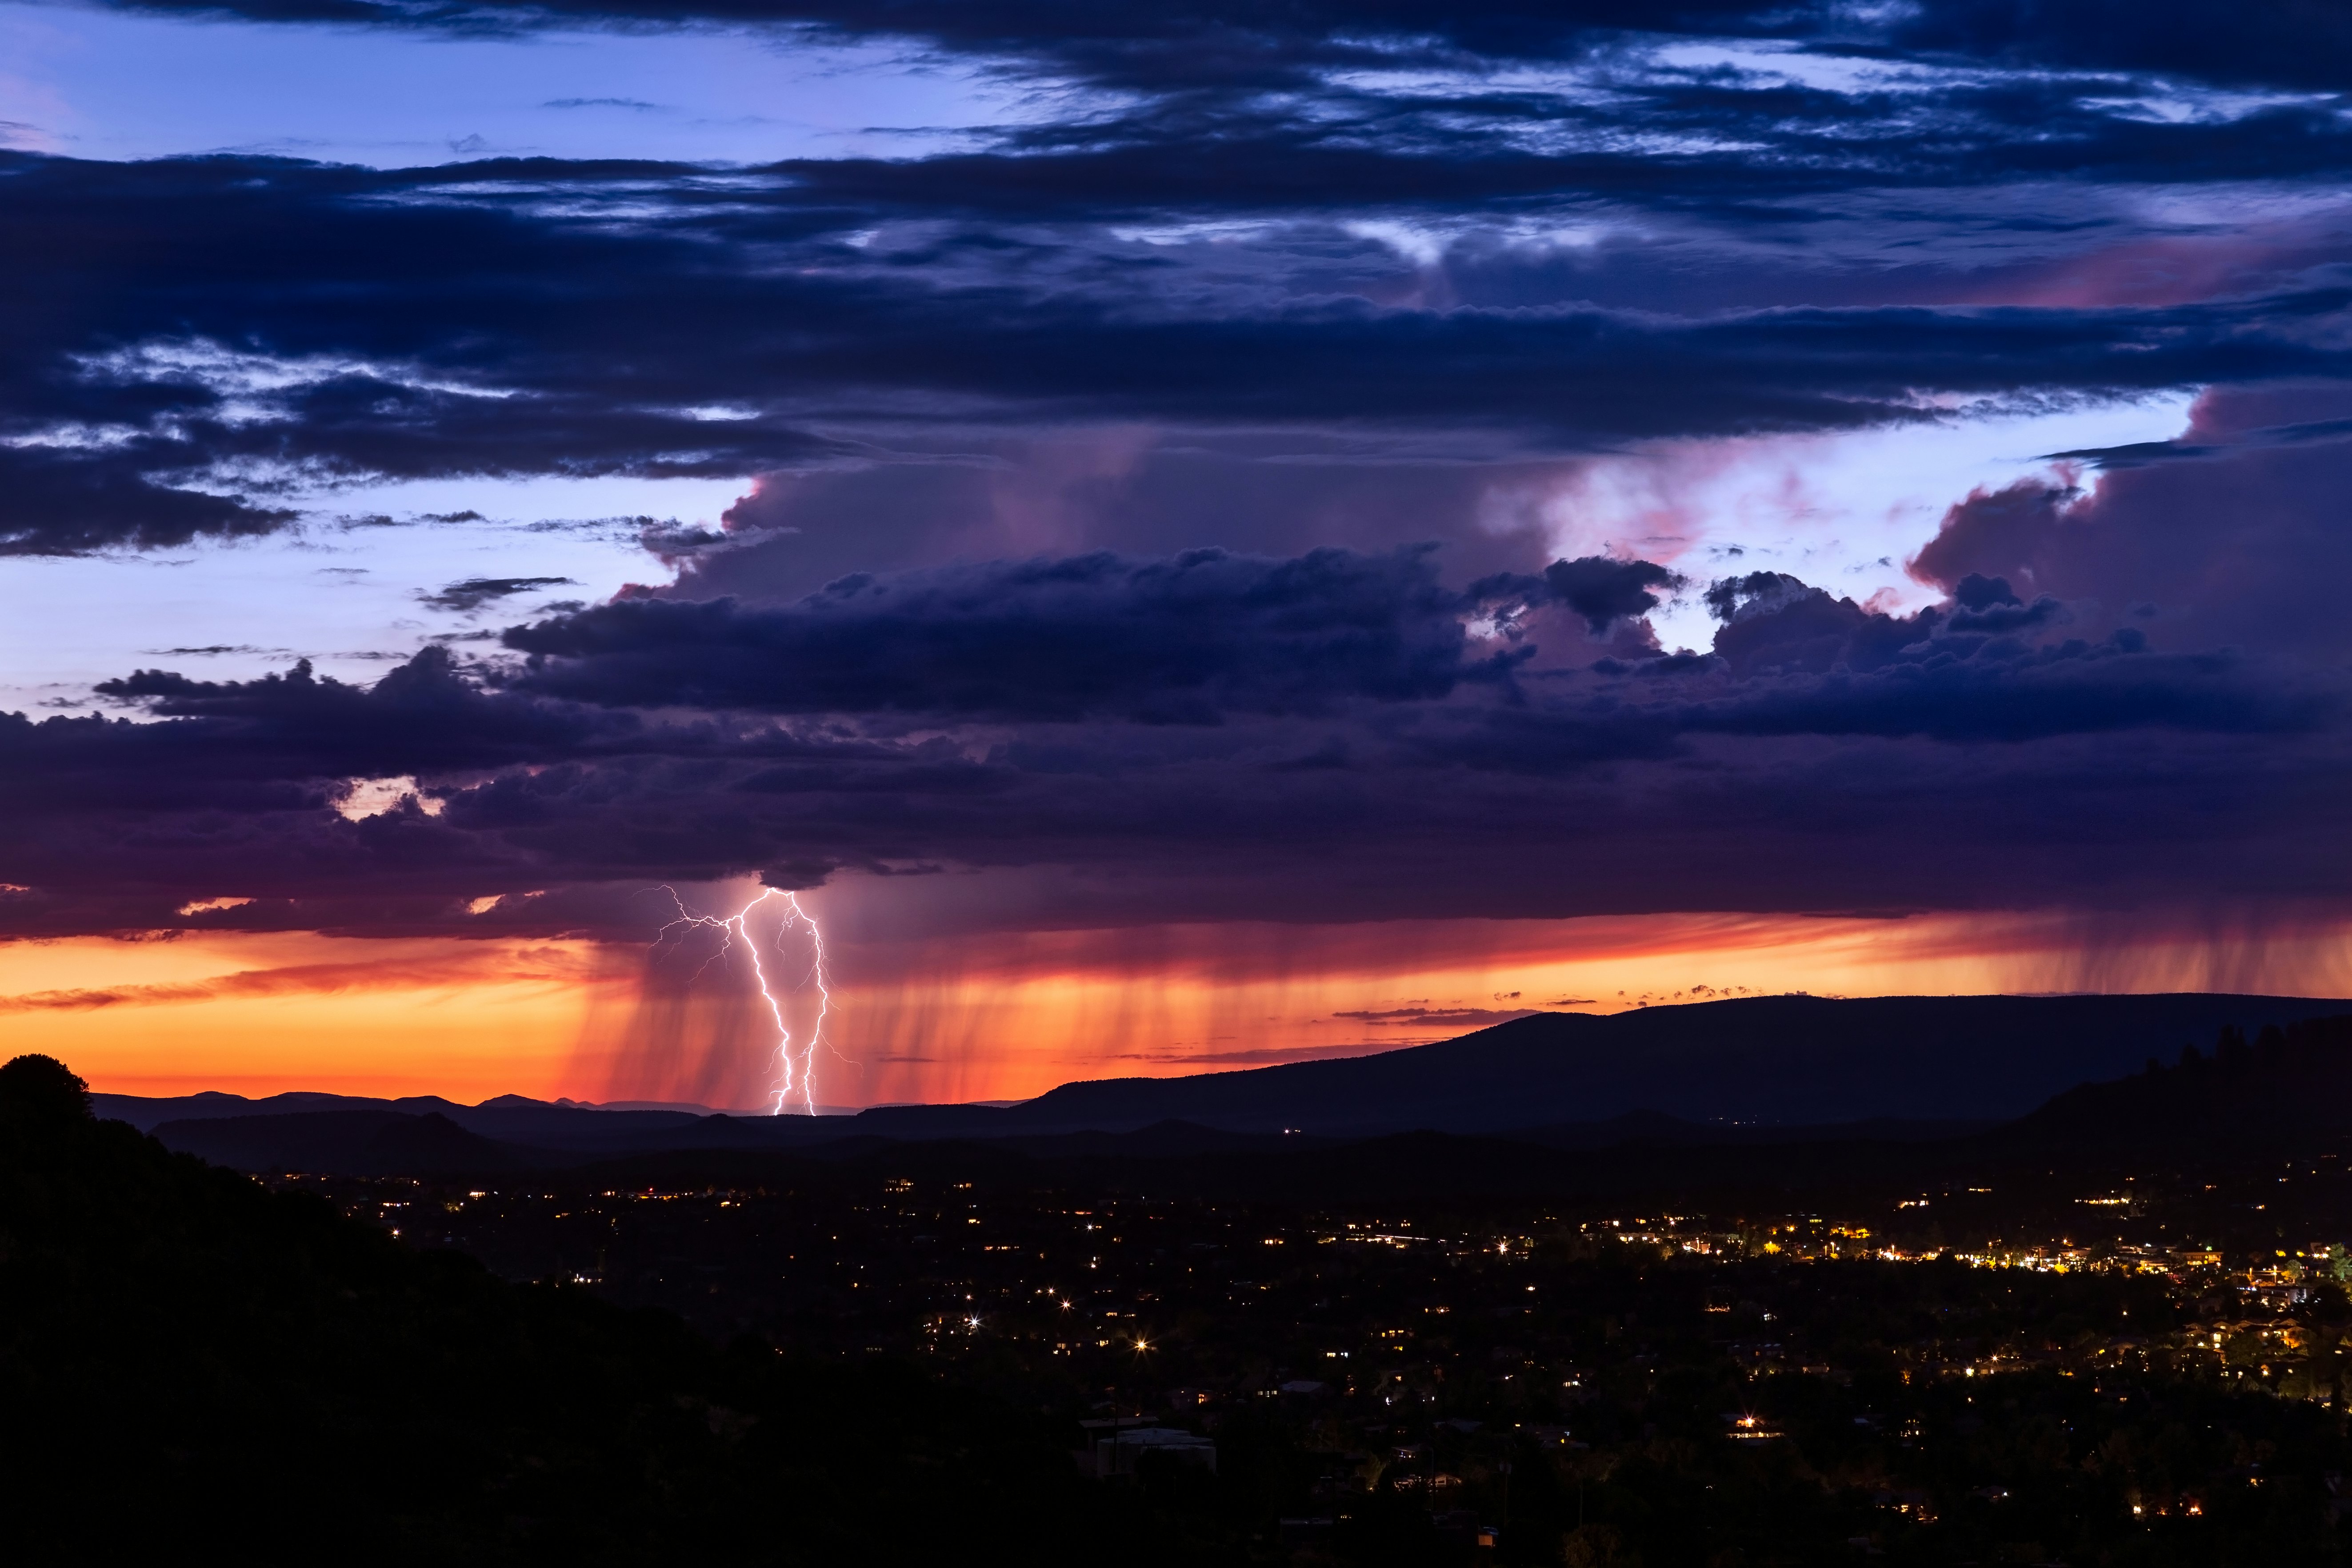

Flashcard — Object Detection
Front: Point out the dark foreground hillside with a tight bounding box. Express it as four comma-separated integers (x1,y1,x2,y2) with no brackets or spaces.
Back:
26,1028,2352,1567
0,1056,1206,1566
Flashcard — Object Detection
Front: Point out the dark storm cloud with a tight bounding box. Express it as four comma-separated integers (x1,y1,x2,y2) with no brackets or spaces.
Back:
78,648,642,784
892,76,2352,212
13,678,2345,944
506,547,1536,720
203,373,845,482
1424,593,2320,770
694,442,1556,600
1680,640,2324,745
84,0,2352,96
10,144,2352,554
0,444,294,557
420,576,579,613
86,0,1777,53
1888,0,2352,92
1525,556,1686,636
20,0,2352,558
1670,570,2320,742
0,643,932,933
9,520,2348,940
503,543,2303,743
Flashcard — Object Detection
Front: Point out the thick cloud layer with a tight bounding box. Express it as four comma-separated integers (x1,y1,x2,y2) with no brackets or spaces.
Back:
507,547,1534,720
9,0,2352,952
85,0,2352,96
10,5,2352,554
10,491,2352,940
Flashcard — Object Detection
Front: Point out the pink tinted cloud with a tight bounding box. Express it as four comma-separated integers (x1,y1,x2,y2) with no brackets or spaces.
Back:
1948,212,2352,310
1905,384,2352,659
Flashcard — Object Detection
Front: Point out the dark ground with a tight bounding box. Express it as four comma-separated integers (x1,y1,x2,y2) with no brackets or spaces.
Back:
13,1028,2352,1563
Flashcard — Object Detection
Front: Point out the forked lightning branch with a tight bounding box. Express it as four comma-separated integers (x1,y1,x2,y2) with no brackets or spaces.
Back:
656,886,832,1114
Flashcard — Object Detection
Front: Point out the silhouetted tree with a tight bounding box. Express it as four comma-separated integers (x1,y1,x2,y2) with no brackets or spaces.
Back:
0,1053,89,1130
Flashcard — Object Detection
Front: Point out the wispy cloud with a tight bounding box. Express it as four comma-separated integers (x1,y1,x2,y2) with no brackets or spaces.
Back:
0,945,611,1012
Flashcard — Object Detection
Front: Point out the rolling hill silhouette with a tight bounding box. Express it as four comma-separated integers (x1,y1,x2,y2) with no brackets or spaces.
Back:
851,992,2352,1137
106,992,2352,1177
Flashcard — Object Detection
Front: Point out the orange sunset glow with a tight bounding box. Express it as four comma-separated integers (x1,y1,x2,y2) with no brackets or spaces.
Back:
18,903,2352,1108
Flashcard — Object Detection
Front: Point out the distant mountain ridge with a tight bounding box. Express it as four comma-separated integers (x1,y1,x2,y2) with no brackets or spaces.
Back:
100,992,2352,1175
850,993,2352,1137
150,1109,529,1176
96,1090,728,1146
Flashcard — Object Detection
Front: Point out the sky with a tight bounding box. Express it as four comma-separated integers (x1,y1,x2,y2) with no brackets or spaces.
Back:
9,0,2352,1108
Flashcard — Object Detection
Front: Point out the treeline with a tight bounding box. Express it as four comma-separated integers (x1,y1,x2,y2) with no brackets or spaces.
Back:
2012,1016,2352,1152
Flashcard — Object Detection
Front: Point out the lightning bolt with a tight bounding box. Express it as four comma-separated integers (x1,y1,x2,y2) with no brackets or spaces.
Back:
656,885,831,1115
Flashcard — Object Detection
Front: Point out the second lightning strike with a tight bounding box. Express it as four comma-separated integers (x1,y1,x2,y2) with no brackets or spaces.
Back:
657,885,831,1115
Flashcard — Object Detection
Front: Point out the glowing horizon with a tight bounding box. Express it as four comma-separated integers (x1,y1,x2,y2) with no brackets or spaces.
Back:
15,901,2352,1108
